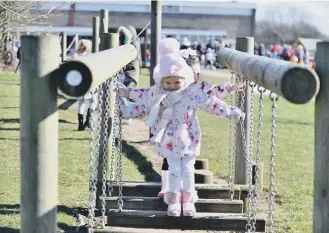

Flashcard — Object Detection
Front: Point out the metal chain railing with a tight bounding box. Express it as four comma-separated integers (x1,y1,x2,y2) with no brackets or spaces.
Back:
247,81,256,232
88,84,107,232
115,72,124,211
87,87,99,233
108,74,118,197
234,74,252,232
269,92,278,233
251,85,266,232
228,70,237,201
100,80,112,227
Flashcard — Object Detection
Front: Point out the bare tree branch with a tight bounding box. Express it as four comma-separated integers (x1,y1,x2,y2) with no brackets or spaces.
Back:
0,1,71,64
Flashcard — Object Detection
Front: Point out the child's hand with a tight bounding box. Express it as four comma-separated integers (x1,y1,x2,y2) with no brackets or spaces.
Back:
240,112,246,121
118,87,128,98
228,82,245,92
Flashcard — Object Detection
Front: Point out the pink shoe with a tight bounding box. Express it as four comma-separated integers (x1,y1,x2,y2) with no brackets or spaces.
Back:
157,191,165,198
164,192,182,217
182,191,198,217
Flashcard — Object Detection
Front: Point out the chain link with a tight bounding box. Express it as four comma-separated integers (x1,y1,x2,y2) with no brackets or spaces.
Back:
87,85,105,232
108,75,118,197
235,74,253,232
87,88,99,233
269,92,278,233
247,81,256,233
251,85,266,232
100,80,112,227
228,70,237,201
115,73,124,211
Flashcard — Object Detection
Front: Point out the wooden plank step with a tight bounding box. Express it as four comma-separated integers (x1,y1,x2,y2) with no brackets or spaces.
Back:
194,159,209,170
106,209,266,232
94,226,230,233
194,169,213,184
110,182,241,199
104,196,243,213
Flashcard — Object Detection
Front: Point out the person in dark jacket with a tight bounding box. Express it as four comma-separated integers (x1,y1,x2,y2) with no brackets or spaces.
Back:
15,46,21,73
118,25,141,86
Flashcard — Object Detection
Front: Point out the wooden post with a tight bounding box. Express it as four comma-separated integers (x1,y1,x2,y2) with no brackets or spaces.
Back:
234,37,253,185
150,0,162,86
149,0,162,138
74,34,79,51
99,9,109,51
92,17,100,53
106,33,119,182
20,34,60,233
61,32,67,62
234,37,253,213
314,42,329,233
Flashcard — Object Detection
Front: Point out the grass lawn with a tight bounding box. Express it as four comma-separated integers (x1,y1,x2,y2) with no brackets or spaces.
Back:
0,68,314,233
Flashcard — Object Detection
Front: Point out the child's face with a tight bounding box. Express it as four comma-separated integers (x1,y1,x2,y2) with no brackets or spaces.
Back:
162,76,185,90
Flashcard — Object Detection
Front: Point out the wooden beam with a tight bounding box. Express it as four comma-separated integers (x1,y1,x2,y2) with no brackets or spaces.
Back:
55,44,139,97
218,48,319,104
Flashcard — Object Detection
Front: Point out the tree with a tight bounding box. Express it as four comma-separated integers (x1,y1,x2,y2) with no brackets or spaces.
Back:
0,1,68,64
255,4,328,46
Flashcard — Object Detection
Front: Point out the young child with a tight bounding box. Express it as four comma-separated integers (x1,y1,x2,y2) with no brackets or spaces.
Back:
119,41,245,217
120,38,244,198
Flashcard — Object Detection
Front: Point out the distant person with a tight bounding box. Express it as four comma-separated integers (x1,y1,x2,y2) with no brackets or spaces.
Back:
74,39,96,131
15,46,21,73
258,43,266,56
180,37,191,50
281,44,292,61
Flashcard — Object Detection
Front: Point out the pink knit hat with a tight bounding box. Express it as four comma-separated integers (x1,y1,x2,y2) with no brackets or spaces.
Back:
153,38,180,85
153,38,194,87
158,38,180,54
158,53,193,80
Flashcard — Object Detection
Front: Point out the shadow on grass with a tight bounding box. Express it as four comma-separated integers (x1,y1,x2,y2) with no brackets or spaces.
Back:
59,119,77,124
0,204,90,233
0,227,19,233
0,138,18,140
122,140,160,182
57,99,77,110
60,138,89,141
0,128,19,131
0,83,20,86
0,107,19,109
0,118,19,124
276,118,313,126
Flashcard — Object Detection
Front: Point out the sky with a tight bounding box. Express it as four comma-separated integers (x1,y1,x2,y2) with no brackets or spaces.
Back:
254,1,329,34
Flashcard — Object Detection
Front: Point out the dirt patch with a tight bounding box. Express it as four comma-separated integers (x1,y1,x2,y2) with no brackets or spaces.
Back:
122,119,163,173
0,64,15,73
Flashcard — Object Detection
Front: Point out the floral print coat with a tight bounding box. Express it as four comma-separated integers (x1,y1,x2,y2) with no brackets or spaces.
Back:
120,79,242,158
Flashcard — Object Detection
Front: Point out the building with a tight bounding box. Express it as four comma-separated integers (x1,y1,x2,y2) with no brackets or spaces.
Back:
28,1,256,44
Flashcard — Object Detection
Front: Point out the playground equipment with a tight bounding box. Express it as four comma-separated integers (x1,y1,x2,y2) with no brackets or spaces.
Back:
19,31,320,233
19,5,326,233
